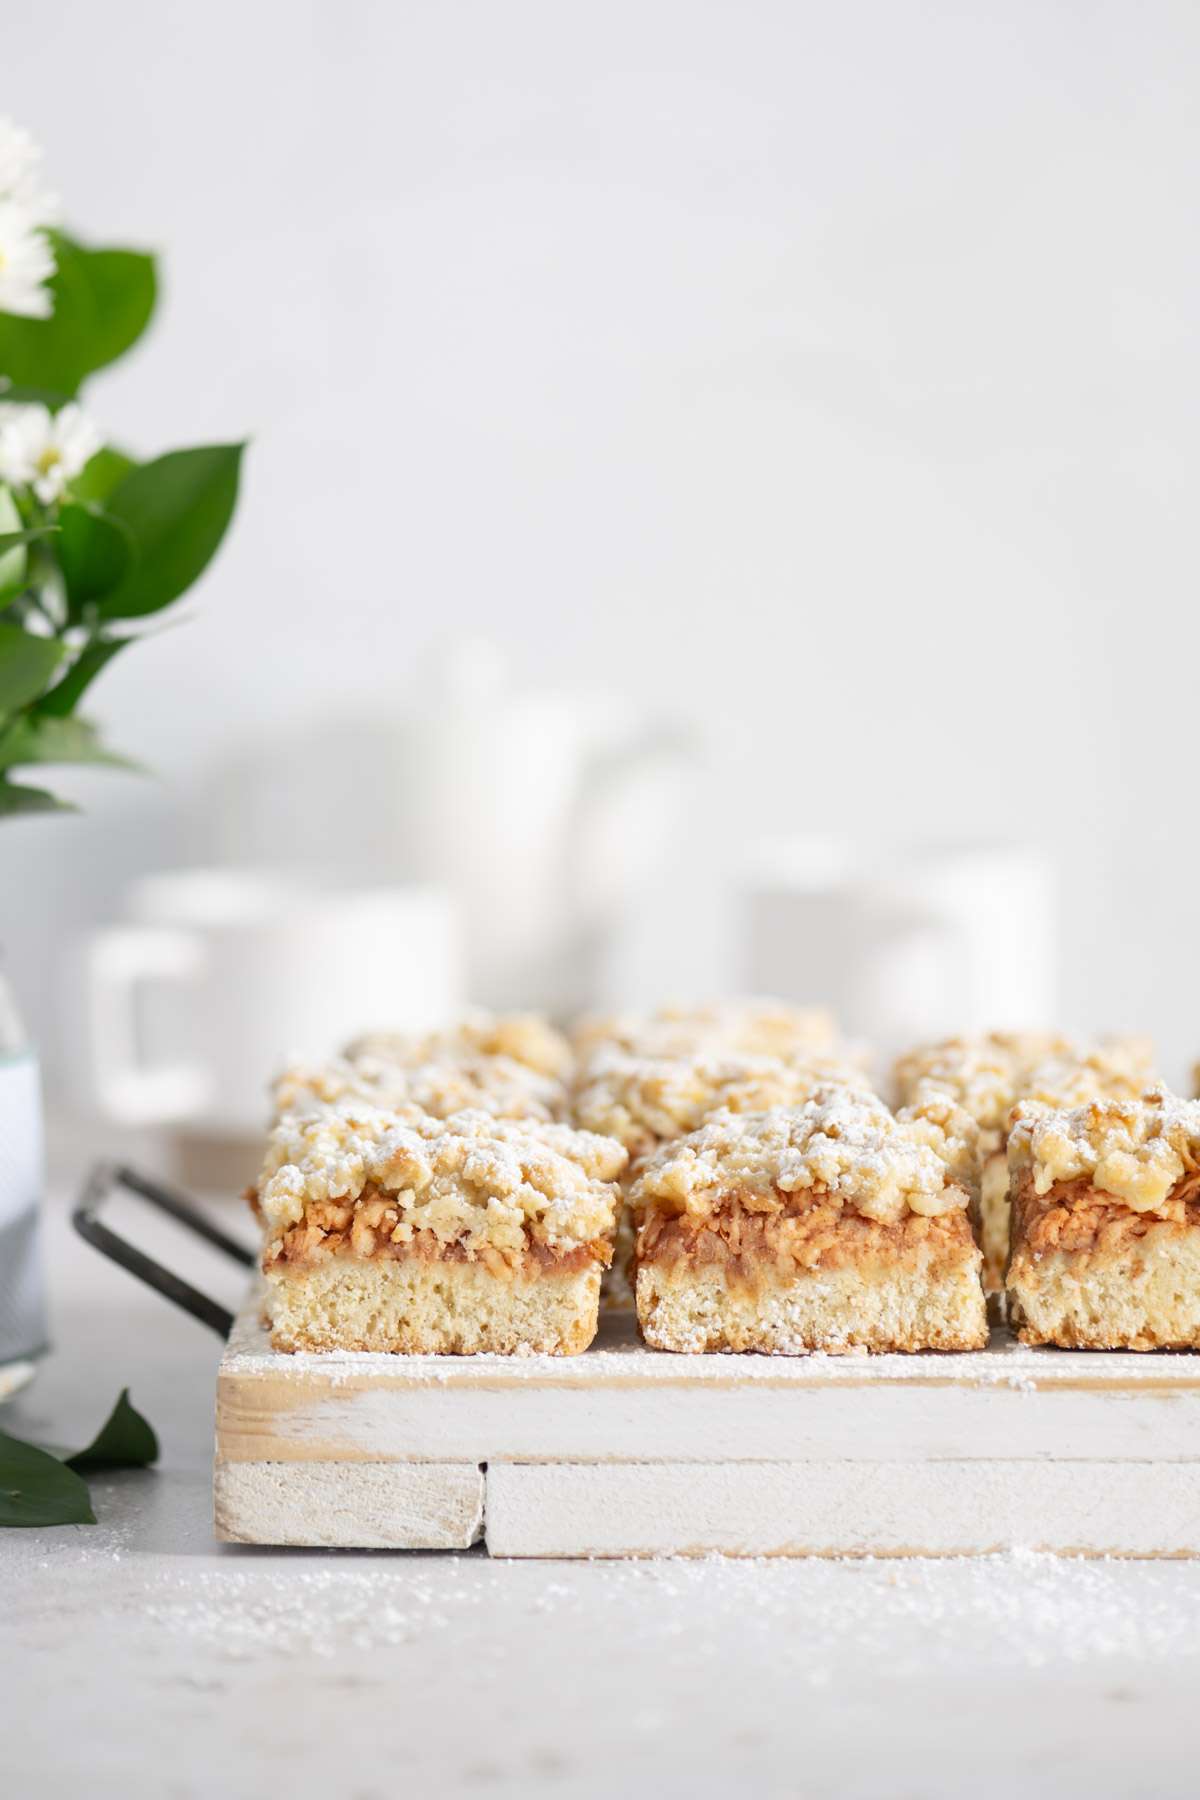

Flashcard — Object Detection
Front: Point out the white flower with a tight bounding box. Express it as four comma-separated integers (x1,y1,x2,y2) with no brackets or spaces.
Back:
0,119,58,319
0,118,59,224
0,199,56,319
0,402,102,503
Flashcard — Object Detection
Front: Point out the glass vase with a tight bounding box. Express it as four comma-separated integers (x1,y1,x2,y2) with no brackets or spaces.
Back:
0,961,49,1397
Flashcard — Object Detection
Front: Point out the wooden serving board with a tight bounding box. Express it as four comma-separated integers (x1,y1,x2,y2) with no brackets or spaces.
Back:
215,1289,1200,1557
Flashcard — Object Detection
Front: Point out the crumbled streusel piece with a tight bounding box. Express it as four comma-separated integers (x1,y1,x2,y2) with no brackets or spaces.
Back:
631,1088,973,1226
1009,1085,1200,1212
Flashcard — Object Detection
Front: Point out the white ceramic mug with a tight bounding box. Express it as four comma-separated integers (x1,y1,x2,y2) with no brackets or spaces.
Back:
863,843,1056,1046
741,839,1056,1053
78,869,462,1133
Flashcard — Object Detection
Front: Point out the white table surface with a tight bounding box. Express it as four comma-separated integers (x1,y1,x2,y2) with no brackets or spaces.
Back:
6,1190,1200,1799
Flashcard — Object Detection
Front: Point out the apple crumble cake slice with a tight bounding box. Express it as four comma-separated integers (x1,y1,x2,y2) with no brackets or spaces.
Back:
253,1106,626,1355
630,1087,986,1354
1007,1085,1200,1349
571,1047,875,1310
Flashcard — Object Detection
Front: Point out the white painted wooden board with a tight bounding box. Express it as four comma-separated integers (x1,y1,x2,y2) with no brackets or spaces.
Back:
214,1459,484,1549
218,1294,1200,1465
214,1288,1200,1555
485,1461,1200,1559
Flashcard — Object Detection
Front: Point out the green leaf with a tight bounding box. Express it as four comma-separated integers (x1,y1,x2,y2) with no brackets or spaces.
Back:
0,1429,95,1527
100,443,244,619
71,446,136,506
37,636,129,717
57,503,134,614
0,384,80,409
0,528,57,554
0,233,158,399
0,712,137,772
65,1388,158,1472
0,621,65,711
0,780,76,816
0,487,25,600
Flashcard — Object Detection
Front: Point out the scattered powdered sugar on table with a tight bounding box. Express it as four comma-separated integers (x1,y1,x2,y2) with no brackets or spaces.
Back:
108,1550,1200,1672
9,1502,1200,1800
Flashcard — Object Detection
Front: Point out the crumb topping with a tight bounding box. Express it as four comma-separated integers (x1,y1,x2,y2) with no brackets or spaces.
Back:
893,1031,1155,1150
630,1089,975,1225
347,1009,573,1080
257,1106,626,1257
572,1048,873,1160
272,1052,564,1125
1009,1085,1200,1212
897,1085,985,1192
571,998,839,1063
1020,1044,1154,1112
892,1033,1072,1139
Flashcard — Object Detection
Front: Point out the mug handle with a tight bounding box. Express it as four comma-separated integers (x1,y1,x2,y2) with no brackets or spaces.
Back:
82,926,212,1125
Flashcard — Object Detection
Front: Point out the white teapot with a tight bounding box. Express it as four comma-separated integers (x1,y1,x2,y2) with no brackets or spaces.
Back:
387,642,696,1013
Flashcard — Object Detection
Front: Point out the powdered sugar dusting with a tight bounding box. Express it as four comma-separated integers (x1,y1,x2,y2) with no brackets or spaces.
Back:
631,1090,974,1225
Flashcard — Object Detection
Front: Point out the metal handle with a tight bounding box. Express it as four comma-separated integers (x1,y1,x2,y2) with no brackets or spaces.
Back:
72,1162,255,1337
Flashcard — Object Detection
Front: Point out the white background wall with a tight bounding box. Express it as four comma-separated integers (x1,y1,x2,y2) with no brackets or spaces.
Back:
5,0,1200,1081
